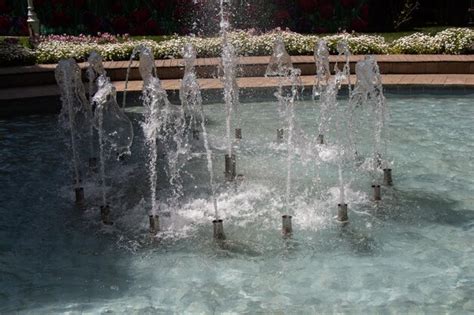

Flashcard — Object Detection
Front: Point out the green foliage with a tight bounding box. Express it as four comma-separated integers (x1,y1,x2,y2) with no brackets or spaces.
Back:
0,40,36,67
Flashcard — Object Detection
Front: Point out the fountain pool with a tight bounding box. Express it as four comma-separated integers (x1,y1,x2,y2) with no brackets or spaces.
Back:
1,92,473,313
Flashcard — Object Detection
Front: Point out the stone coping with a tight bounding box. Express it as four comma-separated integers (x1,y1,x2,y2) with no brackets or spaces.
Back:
1,54,474,75
1,54,473,90
1,74,473,101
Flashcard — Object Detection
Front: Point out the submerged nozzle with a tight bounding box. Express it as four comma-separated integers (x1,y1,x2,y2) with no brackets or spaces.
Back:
282,215,293,236
383,168,393,186
277,128,284,143
224,154,236,181
100,205,113,225
317,134,324,145
149,215,160,234
75,187,85,206
235,128,242,140
192,129,200,140
337,203,348,223
88,157,98,172
213,219,226,240
372,184,381,201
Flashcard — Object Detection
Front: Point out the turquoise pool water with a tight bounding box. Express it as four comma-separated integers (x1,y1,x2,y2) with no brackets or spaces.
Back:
1,93,473,313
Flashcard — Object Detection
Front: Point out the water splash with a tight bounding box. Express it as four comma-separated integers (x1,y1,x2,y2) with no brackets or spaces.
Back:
266,37,303,212
92,75,134,205
180,43,219,219
219,0,240,157
55,59,91,187
351,56,389,173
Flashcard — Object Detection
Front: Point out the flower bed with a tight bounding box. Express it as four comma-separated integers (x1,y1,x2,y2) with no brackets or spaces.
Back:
4,27,474,66
0,39,35,67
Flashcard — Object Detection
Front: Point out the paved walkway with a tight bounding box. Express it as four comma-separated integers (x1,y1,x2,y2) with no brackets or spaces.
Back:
0,55,473,102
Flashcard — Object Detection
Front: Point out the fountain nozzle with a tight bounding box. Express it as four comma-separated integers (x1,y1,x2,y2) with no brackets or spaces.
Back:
337,203,348,223
149,215,160,234
317,134,324,145
192,129,200,140
213,219,226,240
372,184,381,201
224,154,236,181
74,187,85,206
88,157,98,172
383,168,393,186
282,215,293,236
100,205,113,225
277,128,284,143
235,128,242,140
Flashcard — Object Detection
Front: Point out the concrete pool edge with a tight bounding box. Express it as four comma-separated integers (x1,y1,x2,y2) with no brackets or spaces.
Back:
1,79,473,117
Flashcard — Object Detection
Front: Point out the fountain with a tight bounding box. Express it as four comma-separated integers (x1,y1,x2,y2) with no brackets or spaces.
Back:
219,0,240,182
180,43,223,237
55,59,92,206
91,72,134,224
53,0,395,240
266,37,303,234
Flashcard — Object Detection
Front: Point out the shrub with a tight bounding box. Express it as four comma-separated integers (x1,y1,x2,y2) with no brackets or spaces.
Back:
433,28,474,54
0,40,36,66
8,27,474,66
390,33,441,54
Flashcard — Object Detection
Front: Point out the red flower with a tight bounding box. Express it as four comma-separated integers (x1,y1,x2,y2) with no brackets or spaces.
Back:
112,16,129,34
51,11,71,27
360,4,369,19
315,26,328,34
153,0,167,11
179,26,190,35
51,0,65,6
0,16,11,34
0,0,9,13
319,4,334,20
340,0,357,8
350,17,368,31
145,19,159,34
274,10,291,26
130,25,146,36
73,0,86,9
111,3,123,14
298,0,318,11
131,8,151,24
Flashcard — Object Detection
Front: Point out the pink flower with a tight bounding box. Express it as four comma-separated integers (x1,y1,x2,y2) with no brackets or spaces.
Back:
298,0,318,11
350,17,368,31
0,16,11,34
112,16,129,34
274,10,291,26
360,4,369,19
319,4,334,20
340,0,357,8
